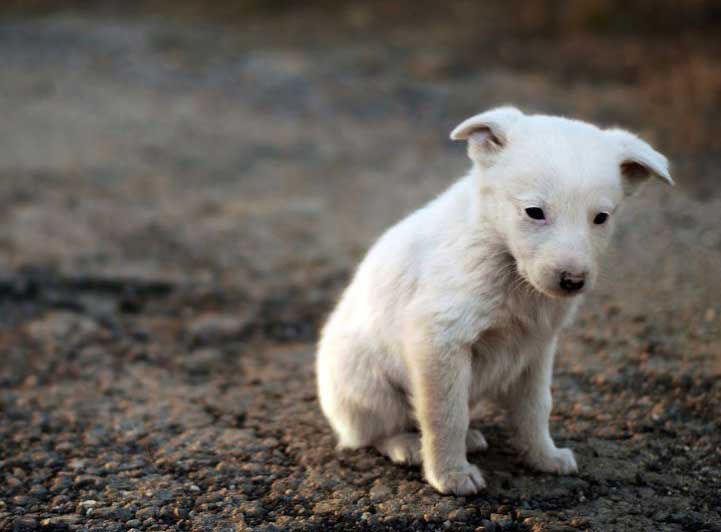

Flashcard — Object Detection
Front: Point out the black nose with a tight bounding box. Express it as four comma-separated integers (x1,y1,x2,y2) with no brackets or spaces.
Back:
560,271,585,292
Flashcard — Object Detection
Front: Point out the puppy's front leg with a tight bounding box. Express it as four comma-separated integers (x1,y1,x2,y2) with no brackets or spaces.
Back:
506,339,577,474
408,334,485,495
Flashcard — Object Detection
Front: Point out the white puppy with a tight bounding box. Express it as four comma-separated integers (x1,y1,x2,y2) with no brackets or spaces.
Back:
316,107,672,495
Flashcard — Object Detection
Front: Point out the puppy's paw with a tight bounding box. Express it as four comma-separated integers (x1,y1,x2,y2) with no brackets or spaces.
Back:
375,433,422,466
466,429,488,453
427,463,486,495
526,447,577,475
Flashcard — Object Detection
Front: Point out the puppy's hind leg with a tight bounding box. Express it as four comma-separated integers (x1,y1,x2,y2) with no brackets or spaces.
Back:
375,432,422,465
466,428,489,453
318,338,411,451
331,399,391,450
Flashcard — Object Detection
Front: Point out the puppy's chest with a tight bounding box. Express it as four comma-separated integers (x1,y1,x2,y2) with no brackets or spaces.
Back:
469,298,567,397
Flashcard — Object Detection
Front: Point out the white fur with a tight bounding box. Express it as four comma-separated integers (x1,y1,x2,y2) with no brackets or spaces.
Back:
316,107,671,495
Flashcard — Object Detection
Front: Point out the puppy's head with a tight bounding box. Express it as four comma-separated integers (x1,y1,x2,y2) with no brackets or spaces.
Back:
451,107,673,299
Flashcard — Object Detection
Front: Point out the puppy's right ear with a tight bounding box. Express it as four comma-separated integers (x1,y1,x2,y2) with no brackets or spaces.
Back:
605,128,673,196
450,106,523,164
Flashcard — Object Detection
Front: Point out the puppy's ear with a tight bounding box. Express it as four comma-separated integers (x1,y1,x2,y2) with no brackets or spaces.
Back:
606,128,674,196
450,106,523,164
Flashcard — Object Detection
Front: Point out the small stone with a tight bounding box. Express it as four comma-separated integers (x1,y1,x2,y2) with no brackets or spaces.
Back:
183,348,224,373
26,312,99,343
90,507,114,519
669,512,689,524
136,506,158,519
448,508,468,521
50,476,73,492
74,474,103,488
517,509,542,521
188,313,252,344
312,500,337,514
96,522,123,532
545,525,578,532
28,485,47,497
704,308,716,322
481,519,497,532
490,513,511,524
369,484,392,500
78,500,98,508
569,517,591,528
12,517,37,531
41,515,81,526
22,375,38,388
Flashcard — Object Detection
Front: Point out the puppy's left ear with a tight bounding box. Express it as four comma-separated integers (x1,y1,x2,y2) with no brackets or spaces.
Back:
450,106,524,165
606,128,674,196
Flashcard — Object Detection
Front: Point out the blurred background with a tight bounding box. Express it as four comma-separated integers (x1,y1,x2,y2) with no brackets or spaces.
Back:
1,2,720,531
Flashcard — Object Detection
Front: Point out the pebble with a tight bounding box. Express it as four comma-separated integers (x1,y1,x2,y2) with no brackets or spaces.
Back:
74,474,103,488
12,518,37,531
136,506,159,519
41,515,81,526
448,508,469,521
188,313,252,344
78,499,98,508
312,500,336,514
490,512,511,523
28,485,47,497
480,519,496,531
369,484,392,500
545,525,579,532
49,476,73,492
704,308,716,322
184,348,224,372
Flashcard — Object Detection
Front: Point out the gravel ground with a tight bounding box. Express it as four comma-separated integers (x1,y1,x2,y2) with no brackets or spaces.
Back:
0,3,720,531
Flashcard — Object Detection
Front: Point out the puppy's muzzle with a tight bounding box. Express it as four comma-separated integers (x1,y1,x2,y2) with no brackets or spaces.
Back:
559,271,586,293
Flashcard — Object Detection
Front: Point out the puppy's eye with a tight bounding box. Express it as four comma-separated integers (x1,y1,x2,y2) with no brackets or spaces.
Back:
525,207,545,221
593,212,609,225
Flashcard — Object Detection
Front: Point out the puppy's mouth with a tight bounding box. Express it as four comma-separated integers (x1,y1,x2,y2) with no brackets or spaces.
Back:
538,285,586,299
507,254,586,299
530,276,590,299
